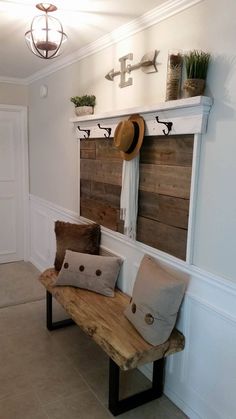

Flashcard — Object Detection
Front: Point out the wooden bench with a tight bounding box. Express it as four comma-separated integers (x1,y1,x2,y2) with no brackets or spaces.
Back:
39,268,185,416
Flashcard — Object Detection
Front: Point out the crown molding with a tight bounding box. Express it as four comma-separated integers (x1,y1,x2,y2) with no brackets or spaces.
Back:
0,76,28,86
2,0,204,86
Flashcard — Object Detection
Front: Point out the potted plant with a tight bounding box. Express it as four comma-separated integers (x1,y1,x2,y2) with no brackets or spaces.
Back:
183,50,210,97
70,94,96,116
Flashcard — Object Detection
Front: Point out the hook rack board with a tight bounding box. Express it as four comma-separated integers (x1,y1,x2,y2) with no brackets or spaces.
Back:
70,96,212,140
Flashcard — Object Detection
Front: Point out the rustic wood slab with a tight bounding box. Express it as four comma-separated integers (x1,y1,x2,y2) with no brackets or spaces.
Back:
138,191,189,229
80,198,120,230
39,269,185,371
140,135,193,166
137,216,187,260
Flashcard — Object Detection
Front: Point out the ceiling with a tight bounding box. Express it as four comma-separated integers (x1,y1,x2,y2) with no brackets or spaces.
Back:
0,0,166,80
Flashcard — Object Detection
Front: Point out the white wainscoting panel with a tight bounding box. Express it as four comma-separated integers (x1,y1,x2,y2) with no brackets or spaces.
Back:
29,194,236,419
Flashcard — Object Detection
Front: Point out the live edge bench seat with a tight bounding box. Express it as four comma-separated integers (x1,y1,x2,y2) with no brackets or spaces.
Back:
39,268,185,416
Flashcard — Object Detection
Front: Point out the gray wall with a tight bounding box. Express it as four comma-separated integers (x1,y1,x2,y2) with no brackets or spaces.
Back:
0,82,28,105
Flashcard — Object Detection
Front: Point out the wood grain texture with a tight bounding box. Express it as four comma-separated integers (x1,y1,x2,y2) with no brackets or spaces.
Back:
137,217,187,260
140,135,193,166
39,269,185,371
81,180,121,208
81,198,120,230
96,139,121,160
138,191,189,229
80,149,96,159
80,159,122,186
140,164,192,199
80,140,96,150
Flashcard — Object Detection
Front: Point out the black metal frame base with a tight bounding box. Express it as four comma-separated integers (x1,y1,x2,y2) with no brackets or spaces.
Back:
46,291,75,331
108,358,164,416
46,290,165,416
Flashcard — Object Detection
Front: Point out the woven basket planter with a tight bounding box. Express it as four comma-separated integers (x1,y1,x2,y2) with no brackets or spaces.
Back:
183,78,205,97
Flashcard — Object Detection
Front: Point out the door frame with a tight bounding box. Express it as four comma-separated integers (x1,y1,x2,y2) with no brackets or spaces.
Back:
0,104,29,261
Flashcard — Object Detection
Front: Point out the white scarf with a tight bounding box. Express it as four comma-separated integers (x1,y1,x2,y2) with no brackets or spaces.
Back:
120,154,140,240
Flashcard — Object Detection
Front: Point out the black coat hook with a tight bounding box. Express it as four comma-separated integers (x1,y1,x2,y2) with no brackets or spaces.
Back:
77,126,90,139
97,123,112,138
155,116,173,136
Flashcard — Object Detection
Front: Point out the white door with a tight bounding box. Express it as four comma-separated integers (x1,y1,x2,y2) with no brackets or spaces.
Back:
0,109,27,263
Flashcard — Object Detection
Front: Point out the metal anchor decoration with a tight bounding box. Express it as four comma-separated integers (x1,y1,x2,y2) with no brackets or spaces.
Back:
105,50,158,88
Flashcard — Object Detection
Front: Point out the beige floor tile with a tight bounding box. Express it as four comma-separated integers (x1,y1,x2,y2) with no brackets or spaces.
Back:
81,365,151,407
0,373,33,401
67,340,109,374
43,391,112,419
49,323,92,356
0,261,44,308
0,300,44,336
32,365,89,405
0,391,48,419
118,395,189,419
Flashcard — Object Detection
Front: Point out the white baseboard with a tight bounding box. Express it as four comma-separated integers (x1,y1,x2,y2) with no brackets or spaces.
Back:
29,194,236,419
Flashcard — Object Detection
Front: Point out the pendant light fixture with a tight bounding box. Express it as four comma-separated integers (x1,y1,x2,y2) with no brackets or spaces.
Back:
25,3,67,59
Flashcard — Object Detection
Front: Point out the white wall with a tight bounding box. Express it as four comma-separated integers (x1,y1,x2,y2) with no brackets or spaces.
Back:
0,82,28,106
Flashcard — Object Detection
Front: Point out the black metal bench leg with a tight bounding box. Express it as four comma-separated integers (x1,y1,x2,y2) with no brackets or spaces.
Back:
46,291,75,331
108,357,165,416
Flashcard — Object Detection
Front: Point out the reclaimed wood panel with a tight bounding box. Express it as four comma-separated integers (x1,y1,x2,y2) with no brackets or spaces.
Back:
80,134,194,261
81,180,121,208
138,191,189,229
96,139,121,160
81,198,120,230
140,135,193,166
140,164,191,199
81,149,96,159
40,268,185,370
137,217,187,260
80,140,96,150
80,159,122,186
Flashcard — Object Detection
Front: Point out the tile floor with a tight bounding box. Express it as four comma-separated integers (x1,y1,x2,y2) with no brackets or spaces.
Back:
0,262,188,419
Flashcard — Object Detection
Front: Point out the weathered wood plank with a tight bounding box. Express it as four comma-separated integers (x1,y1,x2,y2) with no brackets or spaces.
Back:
80,140,96,150
81,149,96,159
140,135,193,166
138,191,189,229
81,159,122,186
39,268,185,370
96,139,121,160
137,217,187,260
81,180,121,208
80,198,120,230
139,164,191,199
80,179,91,196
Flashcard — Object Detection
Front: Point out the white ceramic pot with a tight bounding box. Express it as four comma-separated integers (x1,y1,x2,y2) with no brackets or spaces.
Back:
75,106,94,117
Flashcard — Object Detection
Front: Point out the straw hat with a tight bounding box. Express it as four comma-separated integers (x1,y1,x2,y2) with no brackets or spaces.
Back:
114,114,145,161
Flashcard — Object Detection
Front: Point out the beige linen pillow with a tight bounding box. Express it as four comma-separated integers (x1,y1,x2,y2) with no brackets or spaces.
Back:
55,250,123,297
54,221,101,271
124,254,187,346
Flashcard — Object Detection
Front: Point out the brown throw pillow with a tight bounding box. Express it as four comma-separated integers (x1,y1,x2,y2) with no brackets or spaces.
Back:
55,250,123,297
54,221,101,271
124,254,187,346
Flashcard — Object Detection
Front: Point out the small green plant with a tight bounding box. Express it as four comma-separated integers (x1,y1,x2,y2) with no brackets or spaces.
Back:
184,50,210,80
70,94,96,107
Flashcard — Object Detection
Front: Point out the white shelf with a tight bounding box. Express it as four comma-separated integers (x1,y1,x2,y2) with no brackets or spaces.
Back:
70,95,213,138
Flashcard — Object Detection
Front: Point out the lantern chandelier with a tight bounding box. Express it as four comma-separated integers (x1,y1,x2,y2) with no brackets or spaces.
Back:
25,3,67,59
